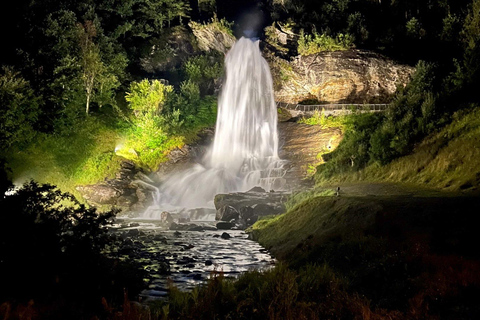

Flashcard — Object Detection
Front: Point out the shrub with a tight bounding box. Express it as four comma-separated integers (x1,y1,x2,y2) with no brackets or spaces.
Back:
297,29,354,55
184,54,224,95
315,112,383,180
126,79,173,118
0,181,144,316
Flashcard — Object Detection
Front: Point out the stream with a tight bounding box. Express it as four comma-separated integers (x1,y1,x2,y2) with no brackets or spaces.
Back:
108,220,275,301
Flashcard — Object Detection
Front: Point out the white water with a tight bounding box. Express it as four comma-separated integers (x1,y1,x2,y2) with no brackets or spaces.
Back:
142,37,285,217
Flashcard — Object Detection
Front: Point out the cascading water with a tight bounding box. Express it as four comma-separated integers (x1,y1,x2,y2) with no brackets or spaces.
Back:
142,37,286,217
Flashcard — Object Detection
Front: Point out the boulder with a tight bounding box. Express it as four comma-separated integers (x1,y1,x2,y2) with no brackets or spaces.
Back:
221,232,231,239
160,211,174,224
239,206,255,221
216,205,240,221
214,191,288,229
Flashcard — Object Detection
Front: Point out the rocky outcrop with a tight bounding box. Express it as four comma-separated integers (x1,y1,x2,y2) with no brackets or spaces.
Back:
76,160,155,214
214,188,289,229
272,50,414,104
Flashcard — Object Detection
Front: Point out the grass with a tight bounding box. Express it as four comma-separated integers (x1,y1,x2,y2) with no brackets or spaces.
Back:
297,30,354,56
297,109,350,130
247,192,480,317
147,264,379,320
6,99,217,198
7,114,123,199
248,196,380,260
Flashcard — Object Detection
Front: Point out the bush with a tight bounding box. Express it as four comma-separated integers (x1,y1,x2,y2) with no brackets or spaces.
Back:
126,79,173,118
184,54,223,95
315,113,383,180
297,29,354,55
0,181,144,317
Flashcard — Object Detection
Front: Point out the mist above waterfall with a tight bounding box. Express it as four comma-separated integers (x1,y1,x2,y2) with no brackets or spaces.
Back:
144,37,285,214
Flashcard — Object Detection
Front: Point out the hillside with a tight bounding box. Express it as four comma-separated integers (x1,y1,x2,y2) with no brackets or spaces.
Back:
246,106,480,318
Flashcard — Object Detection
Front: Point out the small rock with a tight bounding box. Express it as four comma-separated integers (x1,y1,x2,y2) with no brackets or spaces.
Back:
205,260,213,266
173,231,181,237
221,232,231,239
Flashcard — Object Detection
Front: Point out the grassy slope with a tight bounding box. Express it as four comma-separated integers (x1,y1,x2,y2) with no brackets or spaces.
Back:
316,107,480,191
247,107,480,317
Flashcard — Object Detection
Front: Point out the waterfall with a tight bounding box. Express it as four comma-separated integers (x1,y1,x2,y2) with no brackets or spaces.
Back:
142,37,286,215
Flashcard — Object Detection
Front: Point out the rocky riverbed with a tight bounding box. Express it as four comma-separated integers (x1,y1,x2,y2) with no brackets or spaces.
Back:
108,220,275,301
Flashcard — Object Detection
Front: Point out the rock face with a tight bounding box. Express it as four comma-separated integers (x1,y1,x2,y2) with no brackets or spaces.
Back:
76,160,154,214
273,50,414,104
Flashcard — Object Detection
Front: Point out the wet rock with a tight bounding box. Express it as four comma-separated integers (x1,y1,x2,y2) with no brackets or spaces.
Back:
214,191,288,228
173,231,181,237
188,225,205,232
205,260,213,266
160,211,173,224
127,229,140,237
216,205,239,221
247,186,266,193
202,225,218,231
221,232,231,239
170,222,204,231
239,206,255,221
136,188,150,203
216,222,235,230
188,208,216,221
153,234,166,241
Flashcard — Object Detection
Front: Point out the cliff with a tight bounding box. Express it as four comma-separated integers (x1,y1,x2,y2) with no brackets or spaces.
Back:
271,49,414,104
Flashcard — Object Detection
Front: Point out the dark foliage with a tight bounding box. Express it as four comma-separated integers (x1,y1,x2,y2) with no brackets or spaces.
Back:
0,181,144,319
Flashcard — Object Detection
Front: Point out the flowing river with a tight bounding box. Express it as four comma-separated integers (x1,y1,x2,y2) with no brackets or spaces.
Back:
109,220,275,301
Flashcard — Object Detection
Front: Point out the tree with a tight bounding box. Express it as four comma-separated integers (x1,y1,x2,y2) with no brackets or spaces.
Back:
78,21,103,114
0,181,144,313
0,67,40,148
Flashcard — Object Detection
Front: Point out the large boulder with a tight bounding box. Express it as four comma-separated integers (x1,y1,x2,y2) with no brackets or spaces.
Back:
272,50,414,104
215,205,240,221
214,189,289,229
